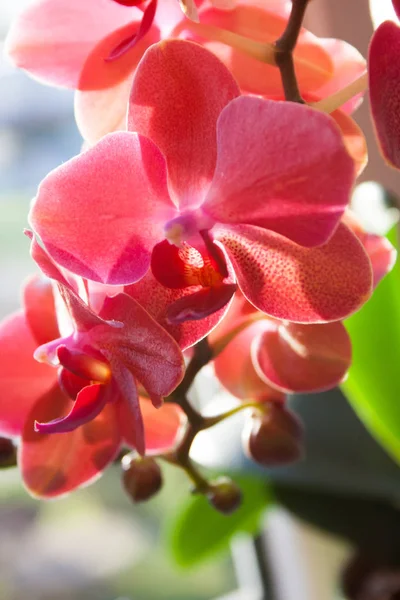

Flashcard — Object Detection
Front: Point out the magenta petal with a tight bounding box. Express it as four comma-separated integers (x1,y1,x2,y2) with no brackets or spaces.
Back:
203,97,355,247
369,21,400,168
107,360,145,454
35,383,110,434
107,0,158,60
0,312,57,437
166,284,237,324
95,293,185,399
29,132,176,284
21,386,121,498
217,223,372,323
128,39,240,208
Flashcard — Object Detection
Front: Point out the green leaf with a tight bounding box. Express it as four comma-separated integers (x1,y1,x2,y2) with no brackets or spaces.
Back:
165,475,273,568
342,226,400,463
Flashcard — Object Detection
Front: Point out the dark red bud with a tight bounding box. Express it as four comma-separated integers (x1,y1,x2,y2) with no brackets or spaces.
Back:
0,437,17,468
243,404,304,467
122,454,162,503
207,477,242,514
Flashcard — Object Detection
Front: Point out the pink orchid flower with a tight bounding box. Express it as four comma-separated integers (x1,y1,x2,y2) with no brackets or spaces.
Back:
0,272,185,498
0,232,186,497
5,0,343,143
30,39,372,325
212,217,396,397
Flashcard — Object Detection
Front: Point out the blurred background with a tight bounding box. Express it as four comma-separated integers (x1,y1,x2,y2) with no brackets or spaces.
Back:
1,1,399,599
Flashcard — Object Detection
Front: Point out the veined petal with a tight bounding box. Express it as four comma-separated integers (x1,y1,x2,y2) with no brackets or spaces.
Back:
369,21,400,168
29,132,176,284
0,312,57,437
128,39,240,208
20,386,120,498
94,293,185,401
204,97,355,247
252,321,352,394
217,223,372,323
35,383,110,434
23,275,60,345
5,0,147,90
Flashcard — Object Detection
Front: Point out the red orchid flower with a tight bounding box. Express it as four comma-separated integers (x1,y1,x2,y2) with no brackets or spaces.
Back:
30,39,372,325
369,4,400,169
0,272,185,498
212,217,396,397
5,0,345,143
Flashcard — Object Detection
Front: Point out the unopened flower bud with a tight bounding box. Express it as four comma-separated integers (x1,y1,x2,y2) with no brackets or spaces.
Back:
0,437,17,468
243,405,304,467
122,454,162,503
207,477,242,514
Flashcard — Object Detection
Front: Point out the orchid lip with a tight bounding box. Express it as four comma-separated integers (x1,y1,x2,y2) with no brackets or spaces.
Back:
164,210,216,247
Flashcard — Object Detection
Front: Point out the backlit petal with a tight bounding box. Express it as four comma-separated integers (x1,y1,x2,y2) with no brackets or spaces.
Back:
128,39,240,208
204,97,355,247
29,132,176,284
20,386,120,497
0,312,57,437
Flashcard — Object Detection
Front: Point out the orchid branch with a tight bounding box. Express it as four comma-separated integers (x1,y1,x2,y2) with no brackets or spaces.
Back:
274,0,310,102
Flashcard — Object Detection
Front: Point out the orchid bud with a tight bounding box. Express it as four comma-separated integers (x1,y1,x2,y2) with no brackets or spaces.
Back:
207,477,242,514
122,454,163,503
243,405,304,467
0,437,17,468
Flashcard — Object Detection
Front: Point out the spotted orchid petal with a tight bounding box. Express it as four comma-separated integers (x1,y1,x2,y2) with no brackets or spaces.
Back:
217,223,372,323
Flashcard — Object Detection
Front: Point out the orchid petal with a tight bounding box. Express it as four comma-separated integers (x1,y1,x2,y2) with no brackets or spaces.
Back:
74,76,133,145
106,360,145,454
252,321,352,394
128,38,240,208
0,313,57,437
22,275,59,345
174,1,334,96
369,21,400,168
35,383,110,434
213,320,285,402
107,0,158,61
125,271,232,349
166,284,237,324
94,293,185,402
20,386,120,498
204,97,355,247
29,132,176,284
316,38,366,114
117,396,185,452
217,223,372,323
5,0,148,90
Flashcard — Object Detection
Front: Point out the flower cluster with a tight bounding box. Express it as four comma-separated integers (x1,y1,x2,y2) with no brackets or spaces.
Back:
0,0,397,507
